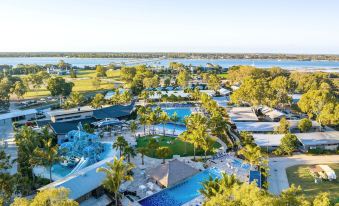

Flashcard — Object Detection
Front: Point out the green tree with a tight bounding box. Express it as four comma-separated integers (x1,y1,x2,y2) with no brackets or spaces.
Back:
270,76,293,107
207,74,221,91
31,138,61,182
176,69,190,88
238,144,264,168
275,117,290,134
47,77,74,96
274,133,299,156
130,121,138,138
91,93,105,109
96,156,134,206
137,147,148,165
201,137,216,160
0,151,14,204
64,92,85,108
159,111,170,136
120,66,136,83
11,80,27,99
113,136,128,157
317,102,339,126
298,118,312,132
11,187,78,206
123,146,136,163
156,147,172,163
91,77,101,90
148,138,159,157
95,65,106,77
279,184,310,206
313,192,331,206
69,68,77,78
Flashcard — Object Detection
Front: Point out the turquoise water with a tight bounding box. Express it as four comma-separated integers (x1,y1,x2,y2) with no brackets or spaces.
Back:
139,168,221,206
0,57,339,71
233,158,251,170
162,107,193,122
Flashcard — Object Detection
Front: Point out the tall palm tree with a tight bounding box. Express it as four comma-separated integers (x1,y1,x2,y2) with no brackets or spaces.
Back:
178,131,190,155
159,111,170,136
137,106,147,135
96,157,135,206
123,146,136,163
31,138,61,182
156,147,172,164
199,173,238,199
148,138,159,157
136,147,148,165
201,137,216,160
170,112,179,135
113,136,128,157
129,121,138,138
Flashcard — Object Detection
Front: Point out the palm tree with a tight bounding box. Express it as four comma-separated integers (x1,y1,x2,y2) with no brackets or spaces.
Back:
201,137,217,160
113,136,128,157
123,146,136,163
159,111,170,136
199,173,238,199
238,144,264,168
137,147,148,165
156,147,172,164
189,127,205,161
170,112,179,135
130,121,138,138
96,157,135,206
32,138,61,182
148,138,159,157
178,131,190,155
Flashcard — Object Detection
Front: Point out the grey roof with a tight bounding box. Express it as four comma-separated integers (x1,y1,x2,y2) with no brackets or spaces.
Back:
48,106,93,117
229,107,259,122
148,159,199,187
0,109,37,121
235,120,321,132
39,156,115,200
252,134,284,147
93,101,135,120
296,131,339,146
49,118,97,135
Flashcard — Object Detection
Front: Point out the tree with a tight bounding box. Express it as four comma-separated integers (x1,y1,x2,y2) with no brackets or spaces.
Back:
156,147,172,164
176,69,190,88
91,77,101,90
275,117,290,134
313,193,331,206
96,157,135,206
47,77,74,96
64,92,85,108
238,144,264,168
11,80,27,99
280,184,310,206
298,118,312,132
96,65,106,77
274,133,298,156
317,102,339,126
130,121,138,138
207,74,221,91
240,131,255,146
270,76,293,107
120,66,136,83
0,151,14,204
201,137,216,160
69,68,77,78
113,136,128,157
31,138,61,182
200,173,238,200
137,147,148,165
148,138,159,157
11,187,78,206
159,111,170,136
91,93,105,109
164,78,171,87
123,146,136,163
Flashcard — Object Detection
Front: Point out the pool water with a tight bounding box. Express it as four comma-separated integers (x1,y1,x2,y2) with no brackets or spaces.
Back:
139,168,221,206
162,107,193,122
232,158,251,170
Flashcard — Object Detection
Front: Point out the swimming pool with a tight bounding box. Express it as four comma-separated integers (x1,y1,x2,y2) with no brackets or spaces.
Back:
232,158,251,170
162,107,193,122
139,168,221,206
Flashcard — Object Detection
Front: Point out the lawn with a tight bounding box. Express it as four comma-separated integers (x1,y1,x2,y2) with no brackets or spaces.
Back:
136,135,221,159
286,164,339,202
23,69,121,98
217,73,228,79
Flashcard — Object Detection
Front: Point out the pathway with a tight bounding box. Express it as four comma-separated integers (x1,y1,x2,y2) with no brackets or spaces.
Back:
268,154,339,195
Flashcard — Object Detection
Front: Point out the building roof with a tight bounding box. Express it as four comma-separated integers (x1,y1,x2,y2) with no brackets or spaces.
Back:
296,131,339,146
260,106,285,120
219,88,231,95
39,156,115,200
213,96,229,107
252,134,284,147
148,159,199,187
235,120,321,132
48,106,93,117
49,118,97,135
92,101,135,120
0,109,37,121
229,107,259,122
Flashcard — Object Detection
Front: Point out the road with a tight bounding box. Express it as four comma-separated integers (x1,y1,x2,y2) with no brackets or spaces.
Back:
268,154,339,195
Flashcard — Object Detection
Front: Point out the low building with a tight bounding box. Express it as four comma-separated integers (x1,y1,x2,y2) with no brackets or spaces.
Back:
0,109,37,125
48,106,94,123
235,120,321,133
296,131,339,151
252,133,284,151
229,107,259,122
259,106,286,122
38,157,114,204
148,159,199,188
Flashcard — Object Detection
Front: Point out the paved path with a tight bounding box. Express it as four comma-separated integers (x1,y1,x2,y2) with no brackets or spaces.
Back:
268,154,339,195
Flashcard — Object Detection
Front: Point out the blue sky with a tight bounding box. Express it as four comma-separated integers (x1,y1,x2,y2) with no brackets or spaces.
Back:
1,0,339,54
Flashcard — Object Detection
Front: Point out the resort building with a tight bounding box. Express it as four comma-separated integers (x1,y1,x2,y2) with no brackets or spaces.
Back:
148,159,199,188
234,120,321,133
229,107,259,122
49,106,94,123
0,109,38,125
252,133,284,151
259,106,286,122
39,157,114,205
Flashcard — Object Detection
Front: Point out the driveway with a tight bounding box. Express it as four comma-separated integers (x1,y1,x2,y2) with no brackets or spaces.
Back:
268,154,339,195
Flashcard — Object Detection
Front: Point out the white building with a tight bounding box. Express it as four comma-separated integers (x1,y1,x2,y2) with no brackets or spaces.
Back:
229,107,259,122
0,109,37,125
48,106,94,123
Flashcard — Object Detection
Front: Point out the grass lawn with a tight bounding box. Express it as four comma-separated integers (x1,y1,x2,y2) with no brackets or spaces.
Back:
23,69,121,98
136,135,221,159
286,164,339,202
217,73,228,79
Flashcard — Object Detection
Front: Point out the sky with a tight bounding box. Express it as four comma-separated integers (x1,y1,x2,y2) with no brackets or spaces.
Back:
0,0,339,54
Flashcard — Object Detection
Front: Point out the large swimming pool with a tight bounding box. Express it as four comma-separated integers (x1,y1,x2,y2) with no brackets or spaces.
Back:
139,168,221,206
161,107,194,122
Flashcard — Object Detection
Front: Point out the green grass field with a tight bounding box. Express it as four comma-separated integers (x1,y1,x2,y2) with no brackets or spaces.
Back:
136,135,221,159
286,164,339,202
217,73,228,79
23,69,121,98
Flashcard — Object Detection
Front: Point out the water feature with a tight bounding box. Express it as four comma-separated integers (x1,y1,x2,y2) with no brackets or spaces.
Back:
0,57,338,72
139,168,221,206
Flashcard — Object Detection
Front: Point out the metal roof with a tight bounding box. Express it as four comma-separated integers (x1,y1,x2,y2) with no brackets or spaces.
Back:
296,131,339,146
0,109,37,121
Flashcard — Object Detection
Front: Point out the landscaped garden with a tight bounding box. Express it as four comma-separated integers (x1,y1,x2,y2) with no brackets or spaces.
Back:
286,164,339,202
136,135,221,159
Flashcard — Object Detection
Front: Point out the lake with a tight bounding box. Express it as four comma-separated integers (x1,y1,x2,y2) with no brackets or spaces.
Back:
0,57,338,72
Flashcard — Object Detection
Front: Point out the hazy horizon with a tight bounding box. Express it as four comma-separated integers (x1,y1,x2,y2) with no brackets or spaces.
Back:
1,0,339,54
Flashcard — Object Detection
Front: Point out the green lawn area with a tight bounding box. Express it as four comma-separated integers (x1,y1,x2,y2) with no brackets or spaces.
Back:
217,73,228,79
23,69,121,98
136,135,221,159
286,164,339,202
